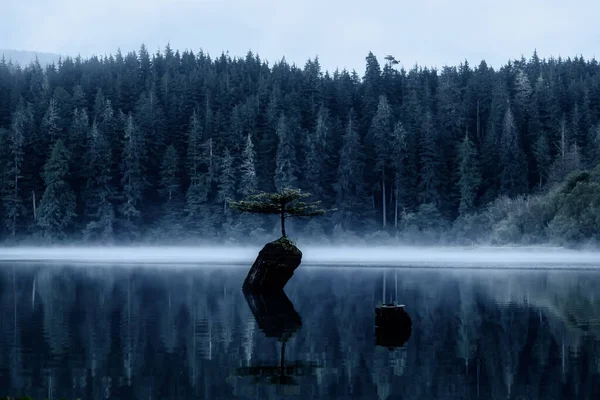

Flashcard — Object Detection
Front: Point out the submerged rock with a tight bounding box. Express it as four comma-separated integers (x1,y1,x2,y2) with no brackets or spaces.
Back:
243,237,302,293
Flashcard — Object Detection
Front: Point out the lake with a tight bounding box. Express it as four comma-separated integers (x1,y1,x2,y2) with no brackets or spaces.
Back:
1,262,600,399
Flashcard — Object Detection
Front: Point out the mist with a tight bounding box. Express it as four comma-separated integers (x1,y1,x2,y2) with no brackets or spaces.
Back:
0,245,598,268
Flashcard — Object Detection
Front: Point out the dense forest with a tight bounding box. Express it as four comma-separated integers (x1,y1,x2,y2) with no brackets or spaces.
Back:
1,265,599,399
0,46,599,245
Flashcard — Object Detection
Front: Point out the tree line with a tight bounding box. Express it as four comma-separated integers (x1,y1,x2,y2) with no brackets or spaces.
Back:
0,46,599,244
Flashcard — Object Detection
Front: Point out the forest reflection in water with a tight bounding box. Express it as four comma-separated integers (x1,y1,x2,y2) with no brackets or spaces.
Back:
0,263,600,399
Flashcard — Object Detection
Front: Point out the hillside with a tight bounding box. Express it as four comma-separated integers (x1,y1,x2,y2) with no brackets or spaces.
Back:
0,49,61,66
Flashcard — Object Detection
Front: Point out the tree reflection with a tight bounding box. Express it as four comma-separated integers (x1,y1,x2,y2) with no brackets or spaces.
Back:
0,265,599,399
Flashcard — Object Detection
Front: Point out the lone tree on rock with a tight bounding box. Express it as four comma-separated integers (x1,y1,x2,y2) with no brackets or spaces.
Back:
230,188,333,238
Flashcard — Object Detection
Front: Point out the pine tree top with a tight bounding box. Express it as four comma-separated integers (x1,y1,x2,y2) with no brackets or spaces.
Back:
230,188,334,218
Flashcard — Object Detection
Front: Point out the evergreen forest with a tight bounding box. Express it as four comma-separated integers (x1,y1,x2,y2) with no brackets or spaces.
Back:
0,46,599,245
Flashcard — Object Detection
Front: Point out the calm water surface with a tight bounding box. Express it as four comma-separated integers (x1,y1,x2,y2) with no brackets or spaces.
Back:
1,263,600,399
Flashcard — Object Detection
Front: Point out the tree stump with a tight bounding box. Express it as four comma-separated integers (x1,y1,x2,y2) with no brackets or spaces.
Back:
243,237,302,293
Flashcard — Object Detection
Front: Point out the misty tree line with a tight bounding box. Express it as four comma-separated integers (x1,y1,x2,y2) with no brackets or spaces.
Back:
0,46,599,244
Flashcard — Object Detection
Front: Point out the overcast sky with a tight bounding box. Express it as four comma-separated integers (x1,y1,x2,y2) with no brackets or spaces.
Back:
1,0,598,73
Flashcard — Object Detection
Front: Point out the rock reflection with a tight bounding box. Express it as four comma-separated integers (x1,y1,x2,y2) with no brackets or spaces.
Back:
375,304,412,349
243,289,302,341
236,289,318,393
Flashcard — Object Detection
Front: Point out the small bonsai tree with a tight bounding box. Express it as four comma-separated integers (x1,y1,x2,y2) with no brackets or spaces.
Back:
230,188,333,238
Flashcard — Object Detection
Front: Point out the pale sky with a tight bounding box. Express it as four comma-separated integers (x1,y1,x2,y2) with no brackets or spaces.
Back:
1,0,598,73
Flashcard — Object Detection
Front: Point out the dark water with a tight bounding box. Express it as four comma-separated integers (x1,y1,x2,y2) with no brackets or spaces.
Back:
1,263,600,400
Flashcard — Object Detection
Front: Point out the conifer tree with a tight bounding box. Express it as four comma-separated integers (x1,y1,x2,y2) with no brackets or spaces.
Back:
239,133,257,197
37,139,76,240
41,98,61,144
68,108,90,203
159,145,180,202
391,121,409,227
231,188,330,238
218,148,236,213
2,99,30,237
336,111,367,230
185,111,211,235
549,115,582,184
500,106,528,196
304,106,335,207
457,133,482,215
369,95,393,227
157,144,183,237
120,114,146,238
532,133,551,188
83,123,116,242
135,87,166,184
418,111,444,206
274,114,298,191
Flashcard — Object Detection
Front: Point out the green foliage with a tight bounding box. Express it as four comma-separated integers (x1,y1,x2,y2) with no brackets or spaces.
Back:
532,133,551,187
82,123,115,243
0,45,599,243
457,134,481,215
159,144,180,202
418,111,444,206
548,180,600,244
239,133,257,197
230,188,332,237
451,165,600,246
2,99,29,238
37,139,76,241
500,107,528,197
274,114,298,191
335,111,367,230
119,114,146,239
217,148,235,211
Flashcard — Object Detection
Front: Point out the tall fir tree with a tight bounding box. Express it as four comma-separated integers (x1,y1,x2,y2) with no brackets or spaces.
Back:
418,111,444,207
391,121,409,227
369,95,394,227
217,147,236,214
159,145,181,203
83,123,116,243
239,133,258,197
532,133,551,189
37,139,76,240
274,114,298,191
2,100,29,237
185,111,212,235
336,111,367,231
157,144,183,237
549,115,582,184
119,114,146,239
41,98,61,144
500,106,528,197
457,133,482,215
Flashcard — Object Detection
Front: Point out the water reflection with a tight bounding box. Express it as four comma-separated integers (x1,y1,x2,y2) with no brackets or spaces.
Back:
0,265,600,399
375,304,412,349
242,289,302,341
235,290,318,394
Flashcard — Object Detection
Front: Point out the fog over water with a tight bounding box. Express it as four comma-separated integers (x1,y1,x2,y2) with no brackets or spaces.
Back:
0,246,598,267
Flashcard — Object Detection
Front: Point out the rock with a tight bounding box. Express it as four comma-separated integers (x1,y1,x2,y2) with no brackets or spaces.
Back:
243,237,302,293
